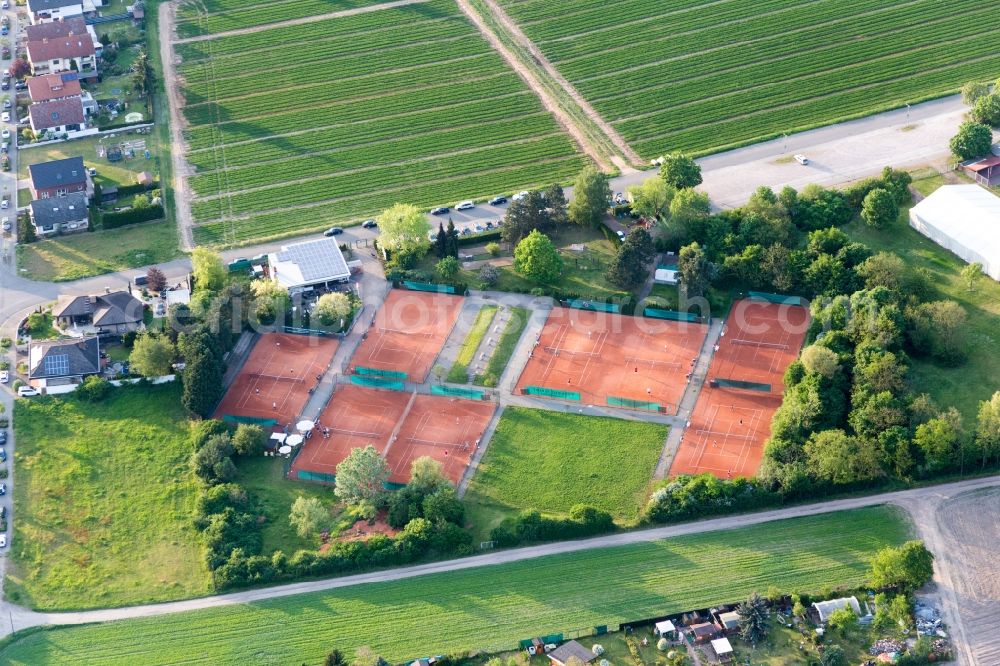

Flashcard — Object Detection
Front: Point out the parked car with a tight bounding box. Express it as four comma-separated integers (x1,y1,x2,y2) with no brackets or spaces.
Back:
0,128,9,139
361,219,377,228
794,154,809,165
0,82,8,92
0,483,7,496
0,448,6,462
616,230,626,241
16,386,38,397
488,195,508,206
1,217,10,232
456,200,475,211
323,227,344,236
0,534,7,549
474,224,484,233
0,431,6,445
430,206,449,215
13,81,25,91
1,141,8,152
485,221,494,229
1,0,7,9
460,227,471,236
1,197,9,209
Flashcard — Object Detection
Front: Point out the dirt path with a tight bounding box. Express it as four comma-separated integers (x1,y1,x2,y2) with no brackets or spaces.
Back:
173,0,433,44
454,0,613,172
477,0,641,171
158,1,196,251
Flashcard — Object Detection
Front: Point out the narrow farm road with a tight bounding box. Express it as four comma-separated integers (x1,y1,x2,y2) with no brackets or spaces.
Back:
172,0,434,44
2,474,995,637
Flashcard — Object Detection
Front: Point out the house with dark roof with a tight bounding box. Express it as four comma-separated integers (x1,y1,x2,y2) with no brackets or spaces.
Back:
28,336,101,388
28,156,92,199
25,18,97,78
29,191,89,236
28,72,82,103
547,641,596,666
29,96,87,136
25,0,91,25
54,290,144,334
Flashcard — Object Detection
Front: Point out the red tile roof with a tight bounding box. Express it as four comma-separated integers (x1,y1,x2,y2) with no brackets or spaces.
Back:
26,19,95,63
29,96,85,130
27,72,81,103
24,16,88,41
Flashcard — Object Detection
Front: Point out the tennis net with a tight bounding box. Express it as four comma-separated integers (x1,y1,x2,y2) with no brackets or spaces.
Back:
729,338,789,350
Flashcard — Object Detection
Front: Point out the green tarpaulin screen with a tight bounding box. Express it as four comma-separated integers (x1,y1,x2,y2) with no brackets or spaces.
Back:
711,378,772,392
350,375,406,391
607,396,660,411
295,470,335,483
567,298,619,313
222,414,278,427
355,366,407,379
643,307,702,322
524,386,581,401
432,384,487,400
747,291,808,306
403,281,458,294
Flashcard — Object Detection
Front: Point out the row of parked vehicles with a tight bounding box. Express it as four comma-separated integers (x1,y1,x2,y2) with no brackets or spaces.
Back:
430,192,526,216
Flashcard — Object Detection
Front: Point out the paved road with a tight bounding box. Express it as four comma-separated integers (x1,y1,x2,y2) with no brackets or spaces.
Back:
0,473,994,639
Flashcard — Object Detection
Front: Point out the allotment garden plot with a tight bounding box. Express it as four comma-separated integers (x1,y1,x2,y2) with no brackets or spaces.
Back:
499,0,1000,159
516,308,707,413
174,0,588,246
670,299,809,479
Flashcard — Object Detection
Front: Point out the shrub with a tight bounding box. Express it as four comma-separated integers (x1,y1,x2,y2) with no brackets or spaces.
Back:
76,375,112,402
657,638,668,651
591,645,605,656
485,241,501,257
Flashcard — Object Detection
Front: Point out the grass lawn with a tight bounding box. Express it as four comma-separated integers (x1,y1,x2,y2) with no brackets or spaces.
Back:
17,132,160,190
447,305,497,383
0,506,910,665
845,177,1000,419
474,306,530,387
16,188,30,208
23,312,59,340
102,342,131,363
8,384,211,610
16,221,180,282
464,407,667,523
235,457,342,555
728,622,875,666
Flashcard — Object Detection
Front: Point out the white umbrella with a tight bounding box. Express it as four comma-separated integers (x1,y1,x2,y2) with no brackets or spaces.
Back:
278,445,292,455
286,434,303,447
269,432,287,444
296,420,315,432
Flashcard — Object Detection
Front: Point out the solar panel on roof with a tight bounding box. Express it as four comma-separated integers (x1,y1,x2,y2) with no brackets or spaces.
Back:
44,353,69,376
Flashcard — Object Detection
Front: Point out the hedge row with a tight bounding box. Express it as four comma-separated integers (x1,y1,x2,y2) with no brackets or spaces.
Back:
98,204,164,229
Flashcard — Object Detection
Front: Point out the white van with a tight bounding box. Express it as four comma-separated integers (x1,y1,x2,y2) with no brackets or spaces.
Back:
17,386,39,397
794,154,810,165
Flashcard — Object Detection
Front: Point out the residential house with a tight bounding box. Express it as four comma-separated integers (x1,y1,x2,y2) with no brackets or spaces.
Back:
546,641,596,666
29,191,89,236
24,16,101,55
27,71,82,102
28,156,92,199
25,18,98,79
54,290,144,334
28,336,101,389
29,96,87,136
26,0,84,24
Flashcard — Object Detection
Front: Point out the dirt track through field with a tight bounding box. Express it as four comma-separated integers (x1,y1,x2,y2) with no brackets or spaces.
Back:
173,0,434,44
159,1,196,250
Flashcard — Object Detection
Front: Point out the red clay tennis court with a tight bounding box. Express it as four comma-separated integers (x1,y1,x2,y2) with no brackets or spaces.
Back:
670,299,809,479
290,387,495,485
515,308,708,413
385,395,495,485
214,332,338,425
290,385,411,480
350,290,464,382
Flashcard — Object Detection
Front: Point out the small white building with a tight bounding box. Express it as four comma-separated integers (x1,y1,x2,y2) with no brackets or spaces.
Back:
909,185,1000,281
267,237,351,294
654,619,676,637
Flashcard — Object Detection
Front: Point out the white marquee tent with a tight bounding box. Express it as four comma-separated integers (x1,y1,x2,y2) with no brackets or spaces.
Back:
909,185,1000,280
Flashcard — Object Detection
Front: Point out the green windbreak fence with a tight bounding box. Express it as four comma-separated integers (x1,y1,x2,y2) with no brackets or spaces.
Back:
520,634,564,649
296,470,336,483
350,375,406,391
403,281,458,294
567,298,619,313
355,366,407,379
747,291,808,306
283,326,330,336
432,384,487,400
643,307,702,322
710,378,772,392
222,414,278,427
524,385,581,401
607,396,661,412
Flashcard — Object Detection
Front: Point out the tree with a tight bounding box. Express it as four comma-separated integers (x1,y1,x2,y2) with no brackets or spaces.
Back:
804,429,880,485
605,228,654,288
434,222,447,258
568,166,611,227
409,455,449,492
378,203,431,254
131,48,153,98
76,375,111,402
820,644,847,666
949,121,994,160
445,218,460,258
627,177,673,219
868,540,935,592
128,332,176,377
17,213,37,244
334,445,390,506
8,59,29,79
906,300,968,365
423,487,464,525
146,267,167,293
970,93,1000,127
232,423,267,456
678,241,712,298
513,230,562,283
478,264,499,287
435,256,460,281
325,649,348,666
544,183,569,226
192,433,236,483
800,344,839,378
975,391,1000,469
914,415,962,475
960,81,991,105
182,343,224,417
288,496,328,538
191,247,226,293
960,262,983,292
667,188,711,242
736,592,769,644
249,278,290,325
502,190,552,244
861,187,897,229
659,153,702,189
485,241,501,257
825,607,856,635
857,252,906,292
314,292,352,326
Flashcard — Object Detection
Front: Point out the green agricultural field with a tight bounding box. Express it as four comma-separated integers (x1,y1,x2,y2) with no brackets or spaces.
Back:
175,0,588,246
0,506,909,664
465,407,666,521
8,384,211,610
499,0,1000,159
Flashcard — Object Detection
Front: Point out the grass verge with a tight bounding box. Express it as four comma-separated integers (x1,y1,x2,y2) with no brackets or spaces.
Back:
0,506,909,664
464,407,666,521
474,306,529,387
8,384,211,610
447,305,497,383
